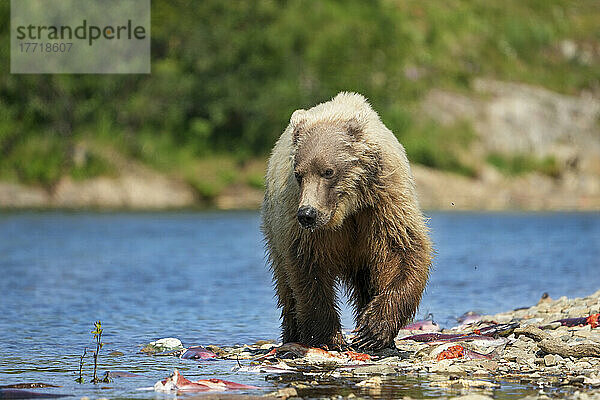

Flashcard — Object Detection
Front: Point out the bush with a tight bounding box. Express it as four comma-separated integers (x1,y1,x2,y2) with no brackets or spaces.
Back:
487,153,561,177
0,0,596,184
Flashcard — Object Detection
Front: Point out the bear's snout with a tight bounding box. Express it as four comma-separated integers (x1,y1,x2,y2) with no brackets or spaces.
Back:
297,206,317,228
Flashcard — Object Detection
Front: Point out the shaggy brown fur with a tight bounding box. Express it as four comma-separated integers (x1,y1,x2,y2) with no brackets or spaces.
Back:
262,92,433,350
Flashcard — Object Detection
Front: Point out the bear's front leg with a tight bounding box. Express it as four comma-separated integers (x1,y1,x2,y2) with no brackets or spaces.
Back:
289,266,344,347
277,283,300,343
352,255,429,350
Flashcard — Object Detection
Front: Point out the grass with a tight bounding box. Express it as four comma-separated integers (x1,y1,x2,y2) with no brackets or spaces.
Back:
246,173,265,190
487,153,561,177
70,152,115,181
0,134,116,188
1,1,598,191
396,119,478,177
1,136,66,187
394,0,600,95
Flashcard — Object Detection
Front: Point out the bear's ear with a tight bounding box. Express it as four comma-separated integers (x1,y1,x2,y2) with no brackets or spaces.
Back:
345,118,364,139
290,109,306,126
291,109,307,145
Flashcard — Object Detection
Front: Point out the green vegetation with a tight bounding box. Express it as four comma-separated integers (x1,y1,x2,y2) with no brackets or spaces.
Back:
90,321,109,384
1,0,598,191
74,321,110,384
402,120,477,177
70,152,115,182
487,153,561,178
246,173,266,190
75,348,86,384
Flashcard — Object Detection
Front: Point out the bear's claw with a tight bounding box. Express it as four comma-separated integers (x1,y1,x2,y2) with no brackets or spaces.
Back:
352,316,395,350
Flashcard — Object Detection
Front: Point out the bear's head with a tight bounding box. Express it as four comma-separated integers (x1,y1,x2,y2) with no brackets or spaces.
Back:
290,110,380,230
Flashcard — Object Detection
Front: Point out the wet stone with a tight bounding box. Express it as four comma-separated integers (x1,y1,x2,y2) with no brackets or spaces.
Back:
265,387,298,398
567,306,590,316
573,325,593,337
375,356,400,364
356,376,383,387
446,364,468,375
575,361,592,370
544,354,558,367
352,365,397,376
451,395,494,400
140,337,184,354
540,322,562,330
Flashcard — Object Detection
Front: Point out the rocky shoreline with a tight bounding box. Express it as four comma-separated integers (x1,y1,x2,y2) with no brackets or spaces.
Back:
137,290,600,399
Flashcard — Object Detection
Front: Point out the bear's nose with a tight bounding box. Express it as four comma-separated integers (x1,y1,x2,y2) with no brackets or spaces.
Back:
297,206,317,228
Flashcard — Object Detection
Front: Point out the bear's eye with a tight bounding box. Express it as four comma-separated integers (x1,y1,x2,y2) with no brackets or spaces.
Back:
323,168,334,178
294,172,302,183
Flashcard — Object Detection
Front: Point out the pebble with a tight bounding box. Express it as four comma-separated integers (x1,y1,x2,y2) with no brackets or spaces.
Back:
428,359,453,373
494,313,514,323
544,354,557,367
375,356,400,364
431,379,500,389
265,387,298,398
563,376,586,386
573,325,593,337
158,288,600,398
575,361,592,370
450,395,493,400
568,306,589,316
140,337,183,354
353,365,397,376
356,376,383,387
540,322,562,330
446,365,468,375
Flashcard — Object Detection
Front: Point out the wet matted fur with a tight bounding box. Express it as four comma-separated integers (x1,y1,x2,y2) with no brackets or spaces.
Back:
262,92,433,350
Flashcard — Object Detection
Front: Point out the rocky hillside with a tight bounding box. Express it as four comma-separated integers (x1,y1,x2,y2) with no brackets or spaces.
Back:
1,79,598,211
417,79,600,210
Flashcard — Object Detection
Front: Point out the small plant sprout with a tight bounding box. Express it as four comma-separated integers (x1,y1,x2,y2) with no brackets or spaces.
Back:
75,347,86,383
101,371,111,383
90,321,105,384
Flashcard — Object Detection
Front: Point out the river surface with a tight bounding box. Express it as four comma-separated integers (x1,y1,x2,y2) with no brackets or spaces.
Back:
0,211,598,398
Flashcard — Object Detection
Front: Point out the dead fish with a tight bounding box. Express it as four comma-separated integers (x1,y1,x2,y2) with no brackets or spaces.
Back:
473,322,519,337
552,313,599,328
255,342,324,361
345,351,372,362
399,332,464,342
180,345,217,360
0,389,67,399
401,322,519,343
0,384,60,389
233,363,296,374
255,342,371,363
153,369,258,393
435,344,501,361
429,334,503,345
457,311,482,326
403,317,441,332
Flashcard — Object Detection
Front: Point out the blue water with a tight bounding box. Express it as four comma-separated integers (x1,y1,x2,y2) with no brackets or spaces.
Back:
0,211,598,398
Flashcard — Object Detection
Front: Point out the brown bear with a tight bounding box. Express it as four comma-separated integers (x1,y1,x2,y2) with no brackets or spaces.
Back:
262,92,432,351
